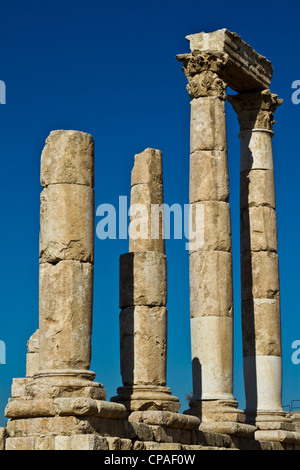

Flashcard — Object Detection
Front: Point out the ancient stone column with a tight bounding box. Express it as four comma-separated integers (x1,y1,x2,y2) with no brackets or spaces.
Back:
38,130,96,378
177,47,242,424
112,148,181,414
5,130,126,436
228,90,288,426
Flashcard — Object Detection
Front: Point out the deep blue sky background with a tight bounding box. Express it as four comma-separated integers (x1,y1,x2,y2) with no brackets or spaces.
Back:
1,0,300,426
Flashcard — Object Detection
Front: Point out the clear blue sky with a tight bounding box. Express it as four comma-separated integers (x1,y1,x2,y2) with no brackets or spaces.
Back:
1,0,300,426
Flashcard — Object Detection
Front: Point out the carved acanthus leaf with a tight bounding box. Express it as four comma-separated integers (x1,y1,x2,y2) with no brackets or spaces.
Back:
227,89,283,131
176,52,227,100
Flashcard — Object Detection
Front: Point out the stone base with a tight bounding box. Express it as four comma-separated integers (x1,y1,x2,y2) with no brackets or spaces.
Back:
199,421,256,438
288,412,300,432
111,385,181,413
5,396,126,420
185,399,246,424
12,371,107,401
244,410,300,444
245,409,292,427
128,410,200,430
5,372,126,421
4,376,300,450
254,429,300,445
5,414,300,450
184,399,256,438
0,428,6,451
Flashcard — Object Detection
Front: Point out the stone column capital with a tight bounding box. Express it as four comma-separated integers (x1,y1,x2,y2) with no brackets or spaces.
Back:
176,52,227,100
227,89,283,132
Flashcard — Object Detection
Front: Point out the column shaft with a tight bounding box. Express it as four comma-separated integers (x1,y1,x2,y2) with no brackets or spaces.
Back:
228,90,287,424
177,53,240,422
5,130,127,424
38,130,95,376
112,148,180,413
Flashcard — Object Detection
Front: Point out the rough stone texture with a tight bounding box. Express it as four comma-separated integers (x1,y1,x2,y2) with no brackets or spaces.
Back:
119,252,167,308
129,181,164,213
39,260,93,371
189,150,229,203
255,430,300,445
0,427,6,450
240,169,276,210
39,184,94,263
240,206,278,253
239,131,274,171
200,421,256,438
242,299,281,357
119,306,167,386
5,398,56,418
128,410,200,430
131,148,163,187
112,385,181,413
129,148,165,254
26,329,40,377
190,97,227,153
129,182,165,254
41,130,94,187
6,437,35,451
241,251,280,301
12,373,106,401
189,201,232,253
55,434,109,450
190,250,233,318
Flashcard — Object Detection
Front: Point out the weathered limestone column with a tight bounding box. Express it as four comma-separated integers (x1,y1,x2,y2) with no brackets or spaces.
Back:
38,130,96,378
112,148,181,414
177,47,243,425
228,90,289,427
5,131,126,430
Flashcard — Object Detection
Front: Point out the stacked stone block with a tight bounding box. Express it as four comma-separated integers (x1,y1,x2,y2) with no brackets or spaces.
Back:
177,38,242,426
4,130,125,450
112,148,181,415
228,91,290,433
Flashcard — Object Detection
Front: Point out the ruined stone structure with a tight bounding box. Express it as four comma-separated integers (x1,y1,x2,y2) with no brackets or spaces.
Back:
1,29,300,451
112,148,182,414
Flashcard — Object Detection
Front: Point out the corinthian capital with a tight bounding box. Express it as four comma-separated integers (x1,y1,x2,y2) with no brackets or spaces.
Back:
176,52,227,100
227,89,283,132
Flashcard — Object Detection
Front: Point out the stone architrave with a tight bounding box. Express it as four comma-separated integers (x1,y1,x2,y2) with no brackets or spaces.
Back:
228,90,289,428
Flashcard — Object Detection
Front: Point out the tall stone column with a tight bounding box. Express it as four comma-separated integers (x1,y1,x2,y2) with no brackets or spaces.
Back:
228,90,288,426
177,50,243,425
38,130,97,380
5,130,125,434
112,148,181,415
